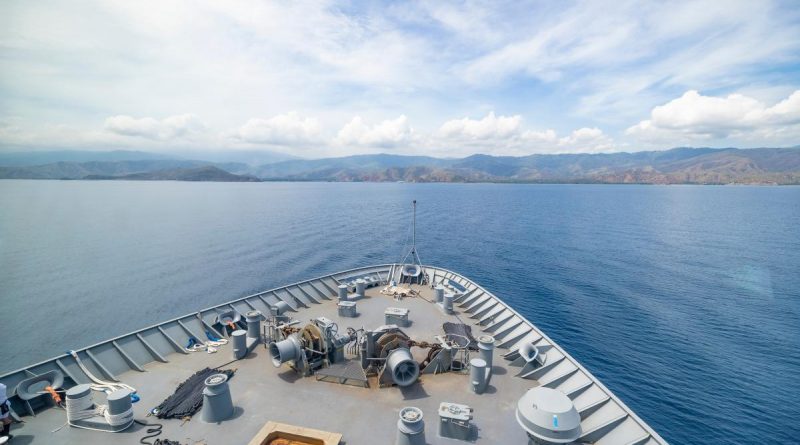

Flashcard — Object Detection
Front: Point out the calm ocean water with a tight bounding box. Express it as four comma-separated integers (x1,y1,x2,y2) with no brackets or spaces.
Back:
1,180,798,443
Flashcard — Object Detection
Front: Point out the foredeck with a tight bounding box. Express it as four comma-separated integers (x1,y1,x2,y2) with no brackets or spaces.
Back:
0,265,668,444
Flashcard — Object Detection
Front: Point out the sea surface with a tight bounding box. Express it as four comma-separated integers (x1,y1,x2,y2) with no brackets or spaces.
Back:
1,180,798,443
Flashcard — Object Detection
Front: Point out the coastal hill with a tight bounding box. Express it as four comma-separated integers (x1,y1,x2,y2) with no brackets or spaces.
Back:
84,166,260,182
0,147,798,184
256,147,800,184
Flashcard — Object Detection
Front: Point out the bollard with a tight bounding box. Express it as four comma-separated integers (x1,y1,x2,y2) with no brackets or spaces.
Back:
201,374,234,423
396,407,425,445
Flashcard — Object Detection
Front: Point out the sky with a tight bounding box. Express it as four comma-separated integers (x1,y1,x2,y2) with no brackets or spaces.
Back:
1,0,799,158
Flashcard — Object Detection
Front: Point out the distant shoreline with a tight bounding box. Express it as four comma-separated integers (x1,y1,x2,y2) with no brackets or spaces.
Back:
0,178,794,186
1,146,798,185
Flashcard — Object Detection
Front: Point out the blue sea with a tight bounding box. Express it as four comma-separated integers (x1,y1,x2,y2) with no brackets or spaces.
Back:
1,180,798,443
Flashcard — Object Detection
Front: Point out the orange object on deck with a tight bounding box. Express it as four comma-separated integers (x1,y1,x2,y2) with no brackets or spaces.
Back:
45,386,62,404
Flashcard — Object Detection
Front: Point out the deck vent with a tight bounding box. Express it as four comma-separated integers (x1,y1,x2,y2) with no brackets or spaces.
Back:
201,373,234,423
387,348,420,387
396,407,425,445
271,301,290,316
516,387,581,445
516,342,544,377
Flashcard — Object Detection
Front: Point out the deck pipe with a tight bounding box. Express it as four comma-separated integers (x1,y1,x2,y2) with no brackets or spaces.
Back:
469,358,489,394
232,329,247,360
396,407,426,445
271,301,290,317
435,285,444,303
442,293,455,314
477,335,495,371
245,310,262,350
355,278,367,297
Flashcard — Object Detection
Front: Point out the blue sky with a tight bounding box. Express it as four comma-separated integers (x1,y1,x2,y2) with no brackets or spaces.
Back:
1,0,799,157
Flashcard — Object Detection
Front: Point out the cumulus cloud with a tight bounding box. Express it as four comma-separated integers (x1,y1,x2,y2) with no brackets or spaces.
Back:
438,112,523,140
336,115,414,148
2,1,799,154
236,112,321,146
626,90,800,143
104,114,204,140
431,112,613,156
557,127,614,153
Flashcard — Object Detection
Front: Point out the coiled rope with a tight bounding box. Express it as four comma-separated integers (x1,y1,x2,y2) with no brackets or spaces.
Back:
63,390,134,432
184,332,228,354
134,419,167,444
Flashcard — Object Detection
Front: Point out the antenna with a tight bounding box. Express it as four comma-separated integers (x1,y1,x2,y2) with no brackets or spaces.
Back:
398,200,426,284
411,200,416,255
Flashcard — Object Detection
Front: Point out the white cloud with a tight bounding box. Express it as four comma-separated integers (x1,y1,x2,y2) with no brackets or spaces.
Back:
460,0,800,124
335,115,414,148
1,1,798,155
236,112,321,146
626,90,800,143
431,112,612,156
438,112,523,140
104,114,205,140
1,111,617,157
557,127,614,153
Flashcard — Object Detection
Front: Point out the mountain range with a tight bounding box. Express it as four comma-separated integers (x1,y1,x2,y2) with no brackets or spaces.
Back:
1,147,798,184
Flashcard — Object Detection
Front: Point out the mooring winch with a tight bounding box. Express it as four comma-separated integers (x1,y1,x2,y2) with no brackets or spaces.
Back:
268,317,358,375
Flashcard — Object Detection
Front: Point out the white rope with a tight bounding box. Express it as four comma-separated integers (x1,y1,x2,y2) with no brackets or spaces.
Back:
68,350,136,394
185,344,206,352
104,406,134,427
63,391,134,433
65,393,94,422
185,337,228,353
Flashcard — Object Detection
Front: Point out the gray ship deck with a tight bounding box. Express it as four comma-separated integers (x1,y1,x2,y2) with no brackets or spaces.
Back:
0,265,668,444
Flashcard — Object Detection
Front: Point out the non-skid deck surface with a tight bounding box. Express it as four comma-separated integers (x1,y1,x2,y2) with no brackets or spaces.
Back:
10,284,532,444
